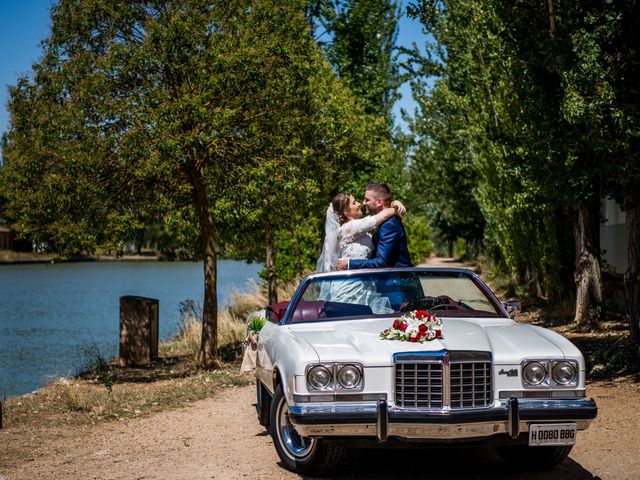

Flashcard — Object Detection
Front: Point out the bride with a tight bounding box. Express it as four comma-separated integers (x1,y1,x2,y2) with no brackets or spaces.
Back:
315,193,404,313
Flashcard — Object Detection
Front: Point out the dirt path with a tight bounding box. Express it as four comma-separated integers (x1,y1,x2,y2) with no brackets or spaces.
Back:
1,379,639,480
417,256,471,268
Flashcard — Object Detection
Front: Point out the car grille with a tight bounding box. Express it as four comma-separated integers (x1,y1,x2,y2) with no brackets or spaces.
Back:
449,362,492,408
394,351,492,410
395,362,444,409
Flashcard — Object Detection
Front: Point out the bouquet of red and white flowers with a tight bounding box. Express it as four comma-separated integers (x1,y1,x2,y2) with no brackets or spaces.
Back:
379,310,443,343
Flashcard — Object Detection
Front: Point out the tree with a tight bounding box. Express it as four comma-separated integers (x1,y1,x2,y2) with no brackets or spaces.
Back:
407,0,635,325
317,0,402,128
408,0,570,297
1,0,379,365
487,0,607,325
556,1,640,340
409,80,485,258
480,0,640,327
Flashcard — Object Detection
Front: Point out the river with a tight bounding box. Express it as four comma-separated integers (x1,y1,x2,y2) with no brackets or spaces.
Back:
0,260,262,398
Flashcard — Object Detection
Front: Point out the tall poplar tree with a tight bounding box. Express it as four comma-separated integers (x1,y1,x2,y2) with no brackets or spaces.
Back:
315,1,434,260
317,0,402,128
409,0,639,333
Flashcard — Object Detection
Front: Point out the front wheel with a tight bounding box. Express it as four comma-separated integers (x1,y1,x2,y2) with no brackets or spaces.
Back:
269,384,344,475
495,444,573,470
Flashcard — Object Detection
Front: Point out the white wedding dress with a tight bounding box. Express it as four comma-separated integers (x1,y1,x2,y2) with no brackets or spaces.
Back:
338,215,377,262
318,213,393,314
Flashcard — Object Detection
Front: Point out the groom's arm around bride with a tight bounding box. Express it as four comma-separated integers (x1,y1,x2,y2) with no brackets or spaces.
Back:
337,182,412,270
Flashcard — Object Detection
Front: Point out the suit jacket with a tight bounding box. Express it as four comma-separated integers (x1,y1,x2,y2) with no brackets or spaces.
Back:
348,216,412,269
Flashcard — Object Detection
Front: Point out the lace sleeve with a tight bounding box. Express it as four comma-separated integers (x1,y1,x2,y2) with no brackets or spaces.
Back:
339,215,377,244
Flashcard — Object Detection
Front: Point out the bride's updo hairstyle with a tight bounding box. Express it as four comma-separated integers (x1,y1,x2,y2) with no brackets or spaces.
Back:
332,193,351,225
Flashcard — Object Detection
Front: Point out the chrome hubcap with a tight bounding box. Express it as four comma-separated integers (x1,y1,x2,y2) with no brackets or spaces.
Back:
277,398,315,458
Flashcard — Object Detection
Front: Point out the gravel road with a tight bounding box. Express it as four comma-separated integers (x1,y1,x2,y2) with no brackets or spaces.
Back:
1,379,639,480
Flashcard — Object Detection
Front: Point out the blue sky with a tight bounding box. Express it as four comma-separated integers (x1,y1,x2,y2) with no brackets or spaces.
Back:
0,1,428,142
0,1,53,139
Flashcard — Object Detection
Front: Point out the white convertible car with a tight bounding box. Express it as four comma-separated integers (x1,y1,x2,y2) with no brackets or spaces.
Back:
253,268,597,475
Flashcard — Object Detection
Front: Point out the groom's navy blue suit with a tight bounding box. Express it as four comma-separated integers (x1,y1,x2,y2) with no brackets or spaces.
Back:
348,216,412,269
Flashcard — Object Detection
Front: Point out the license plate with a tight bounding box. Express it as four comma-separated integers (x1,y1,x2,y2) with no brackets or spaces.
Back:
529,423,577,446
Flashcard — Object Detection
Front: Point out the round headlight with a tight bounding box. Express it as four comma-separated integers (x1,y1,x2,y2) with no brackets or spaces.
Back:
337,365,362,389
552,361,577,385
307,366,332,390
523,361,546,385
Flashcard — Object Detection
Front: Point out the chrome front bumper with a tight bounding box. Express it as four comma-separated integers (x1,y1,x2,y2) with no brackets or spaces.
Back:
288,398,597,441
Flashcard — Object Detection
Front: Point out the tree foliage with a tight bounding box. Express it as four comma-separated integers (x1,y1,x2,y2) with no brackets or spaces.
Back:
408,0,639,330
0,0,387,363
409,80,484,256
316,0,402,127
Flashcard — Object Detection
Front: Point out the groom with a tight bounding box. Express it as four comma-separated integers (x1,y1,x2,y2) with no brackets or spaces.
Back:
336,182,412,270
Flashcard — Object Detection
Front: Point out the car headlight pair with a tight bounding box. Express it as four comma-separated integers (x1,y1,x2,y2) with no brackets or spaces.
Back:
522,360,578,387
307,363,363,391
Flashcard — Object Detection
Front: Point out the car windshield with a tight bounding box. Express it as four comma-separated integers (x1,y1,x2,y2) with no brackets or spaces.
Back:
286,270,504,323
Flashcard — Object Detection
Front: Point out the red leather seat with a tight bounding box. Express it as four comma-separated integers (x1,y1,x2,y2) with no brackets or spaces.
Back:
289,300,326,323
268,301,291,322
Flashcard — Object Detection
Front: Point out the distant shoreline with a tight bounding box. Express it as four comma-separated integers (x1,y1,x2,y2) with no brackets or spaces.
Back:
0,251,161,265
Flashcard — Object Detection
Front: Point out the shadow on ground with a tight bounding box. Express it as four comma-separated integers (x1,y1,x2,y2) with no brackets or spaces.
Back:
303,447,600,480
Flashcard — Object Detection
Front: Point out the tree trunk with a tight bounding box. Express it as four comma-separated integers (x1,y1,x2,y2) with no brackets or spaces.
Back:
623,185,640,344
447,239,454,258
295,233,303,278
135,233,143,255
187,163,219,368
546,0,556,34
572,206,603,328
266,226,278,305
525,267,544,298
477,47,509,161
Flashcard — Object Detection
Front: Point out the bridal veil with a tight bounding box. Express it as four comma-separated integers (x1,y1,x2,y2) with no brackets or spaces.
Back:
316,204,339,272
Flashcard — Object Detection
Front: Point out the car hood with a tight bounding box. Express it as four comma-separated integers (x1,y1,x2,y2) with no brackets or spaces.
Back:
286,317,567,366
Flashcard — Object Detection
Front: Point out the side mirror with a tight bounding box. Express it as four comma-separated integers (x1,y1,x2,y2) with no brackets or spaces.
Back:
503,301,521,320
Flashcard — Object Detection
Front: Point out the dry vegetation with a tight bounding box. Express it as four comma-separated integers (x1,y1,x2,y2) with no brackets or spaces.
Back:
4,369,251,429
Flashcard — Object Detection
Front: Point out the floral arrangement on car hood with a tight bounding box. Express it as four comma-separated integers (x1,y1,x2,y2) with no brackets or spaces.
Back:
380,310,443,343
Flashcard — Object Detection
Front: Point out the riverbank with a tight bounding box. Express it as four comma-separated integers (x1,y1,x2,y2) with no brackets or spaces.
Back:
0,250,161,264
0,260,264,398
0,272,285,429
0,299,256,434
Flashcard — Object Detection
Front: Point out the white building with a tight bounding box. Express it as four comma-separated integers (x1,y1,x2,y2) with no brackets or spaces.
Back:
600,198,628,275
